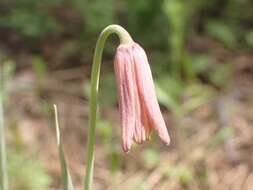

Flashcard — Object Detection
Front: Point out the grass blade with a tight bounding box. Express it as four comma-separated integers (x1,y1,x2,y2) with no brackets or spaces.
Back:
0,96,8,190
53,104,75,190
0,66,8,190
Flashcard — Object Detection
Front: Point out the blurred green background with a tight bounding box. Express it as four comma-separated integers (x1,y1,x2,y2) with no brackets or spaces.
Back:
0,0,253,189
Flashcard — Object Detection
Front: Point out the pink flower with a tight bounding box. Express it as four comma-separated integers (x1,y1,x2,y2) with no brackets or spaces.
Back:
114,42,171,152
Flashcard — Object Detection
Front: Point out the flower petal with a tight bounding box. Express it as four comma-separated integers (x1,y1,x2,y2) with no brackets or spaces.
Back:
114,46,136,152
133,43,171,145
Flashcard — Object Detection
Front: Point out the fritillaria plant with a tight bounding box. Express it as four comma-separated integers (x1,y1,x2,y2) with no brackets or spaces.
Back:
54,24,171,190
85,24,170,189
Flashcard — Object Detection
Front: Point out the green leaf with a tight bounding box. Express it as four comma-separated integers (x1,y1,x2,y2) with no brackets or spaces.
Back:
53,105,75,190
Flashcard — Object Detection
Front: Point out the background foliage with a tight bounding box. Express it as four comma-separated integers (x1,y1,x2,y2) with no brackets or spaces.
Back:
0,0,253,189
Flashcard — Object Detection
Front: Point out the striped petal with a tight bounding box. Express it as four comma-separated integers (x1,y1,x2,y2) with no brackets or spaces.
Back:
133,43,171,145
114,43,171,152
114,45,136,152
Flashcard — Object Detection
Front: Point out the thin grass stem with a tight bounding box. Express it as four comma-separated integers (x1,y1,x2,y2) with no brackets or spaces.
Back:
0,66,8,190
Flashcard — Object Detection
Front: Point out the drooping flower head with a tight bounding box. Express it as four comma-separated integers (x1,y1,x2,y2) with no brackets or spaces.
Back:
114,42,171,152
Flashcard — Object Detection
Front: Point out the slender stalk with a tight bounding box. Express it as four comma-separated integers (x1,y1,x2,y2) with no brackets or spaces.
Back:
84,25,133,190
0,66,8,190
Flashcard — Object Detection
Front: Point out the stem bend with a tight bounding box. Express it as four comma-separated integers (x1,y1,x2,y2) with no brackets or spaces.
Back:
85,25,133,190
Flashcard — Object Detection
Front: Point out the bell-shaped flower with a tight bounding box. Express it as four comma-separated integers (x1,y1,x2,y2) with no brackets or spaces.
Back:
114,42,170,152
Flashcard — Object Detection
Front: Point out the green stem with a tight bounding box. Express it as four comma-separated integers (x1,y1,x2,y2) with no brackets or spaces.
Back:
0,68,8,190
84,25,133,190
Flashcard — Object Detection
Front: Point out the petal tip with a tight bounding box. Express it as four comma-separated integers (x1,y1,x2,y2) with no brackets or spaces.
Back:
163,135,171,146
123,140,132,153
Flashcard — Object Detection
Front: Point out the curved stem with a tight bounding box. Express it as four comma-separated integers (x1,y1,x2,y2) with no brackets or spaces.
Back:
84,25,133,190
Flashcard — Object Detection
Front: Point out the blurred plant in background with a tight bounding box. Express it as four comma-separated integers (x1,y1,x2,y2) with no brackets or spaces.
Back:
8,149,51,190
0,55,14,190
73,0,115,33
163,0,191,80
0,0,252,189
0,55,51,190
0,0,62,38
